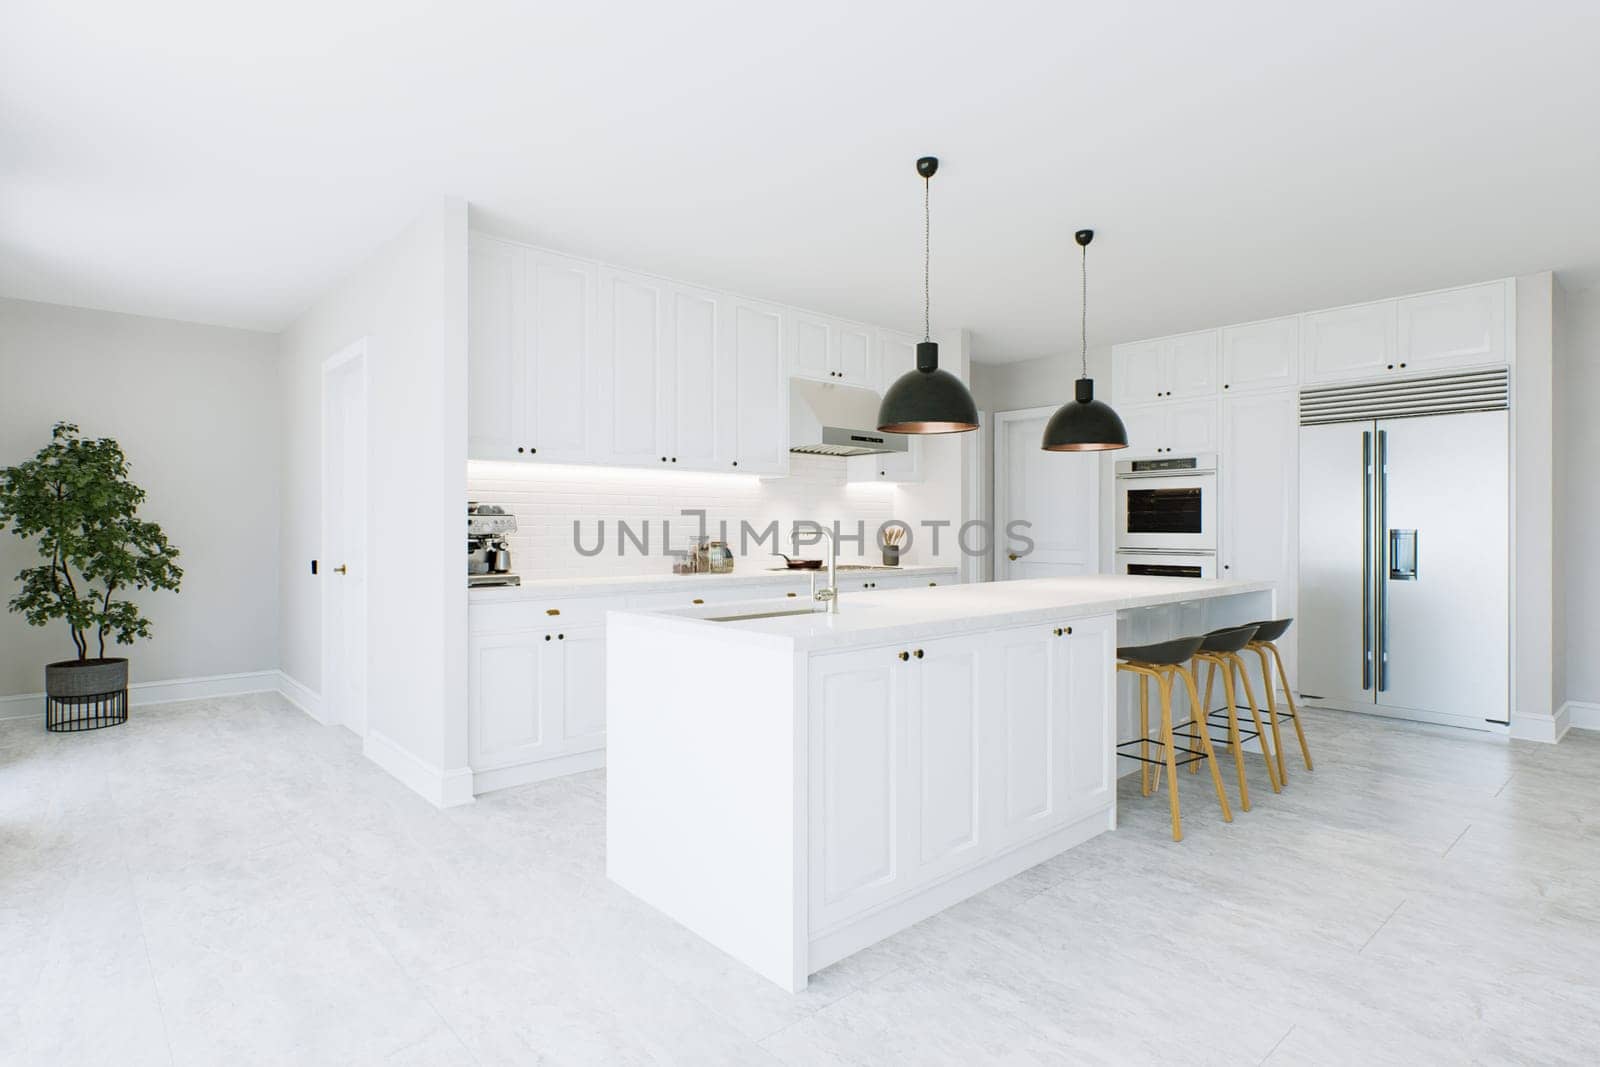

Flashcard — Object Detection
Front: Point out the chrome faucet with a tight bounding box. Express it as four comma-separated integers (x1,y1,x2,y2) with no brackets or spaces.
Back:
808,527,840,614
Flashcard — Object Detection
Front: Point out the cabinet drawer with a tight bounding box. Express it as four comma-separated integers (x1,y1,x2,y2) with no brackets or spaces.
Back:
624,582,797,610
470,595,626,634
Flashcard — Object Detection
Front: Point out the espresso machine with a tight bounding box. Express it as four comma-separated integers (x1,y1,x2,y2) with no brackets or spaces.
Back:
467,502,520,587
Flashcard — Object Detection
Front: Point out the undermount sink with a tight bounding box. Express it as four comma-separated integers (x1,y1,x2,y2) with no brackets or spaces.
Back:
704,608,823,623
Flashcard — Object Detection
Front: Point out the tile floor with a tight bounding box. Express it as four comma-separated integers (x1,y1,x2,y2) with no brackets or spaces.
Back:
3,693,1598,1065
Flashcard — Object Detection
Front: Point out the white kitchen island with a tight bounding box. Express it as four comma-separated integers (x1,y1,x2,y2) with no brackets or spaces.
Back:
605,576,1275,991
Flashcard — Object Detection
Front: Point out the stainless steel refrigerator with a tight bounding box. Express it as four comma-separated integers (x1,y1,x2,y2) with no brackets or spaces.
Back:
1298,377,1509,730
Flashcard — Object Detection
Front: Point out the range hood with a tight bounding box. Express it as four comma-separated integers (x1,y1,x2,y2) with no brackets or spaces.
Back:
788,380,909,457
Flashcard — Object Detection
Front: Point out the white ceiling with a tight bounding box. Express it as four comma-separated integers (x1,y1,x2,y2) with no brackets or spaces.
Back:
4,1,1599,362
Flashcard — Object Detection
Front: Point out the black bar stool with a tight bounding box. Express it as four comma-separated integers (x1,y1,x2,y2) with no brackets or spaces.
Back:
1115,635,1233,842
1243,619,1312,780
1191,624,1281,811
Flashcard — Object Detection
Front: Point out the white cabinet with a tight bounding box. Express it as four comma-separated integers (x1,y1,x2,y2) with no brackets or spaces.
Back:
1300,300,1397,384
809,646,909,930
987,617,1115,850
788,313,876,388
596,268,668,467
523,248,598,462
469,622,606,776
1397,280,1509,373
720,297,789,475
1300,281,1512,387
1119,399,1218,458
809,638,987,930
808,616,1114,933
667,284,723,469
1220,392,1298,685
846,328,923,483
467,237,521,459
1111,331,1219,404
467,237,597,462
906,636,984,883
1221,316,1299,393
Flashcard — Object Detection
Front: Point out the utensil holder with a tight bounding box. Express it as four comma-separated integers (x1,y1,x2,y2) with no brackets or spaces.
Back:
881,544,901,567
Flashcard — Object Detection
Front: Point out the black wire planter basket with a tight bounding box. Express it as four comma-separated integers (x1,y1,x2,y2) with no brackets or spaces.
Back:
45,658,130,732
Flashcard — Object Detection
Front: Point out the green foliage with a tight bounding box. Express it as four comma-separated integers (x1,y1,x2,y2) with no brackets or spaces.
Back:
0,422,182,660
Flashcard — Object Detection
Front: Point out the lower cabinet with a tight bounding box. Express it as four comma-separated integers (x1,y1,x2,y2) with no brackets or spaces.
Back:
807,614,1115,932
469,623,605,782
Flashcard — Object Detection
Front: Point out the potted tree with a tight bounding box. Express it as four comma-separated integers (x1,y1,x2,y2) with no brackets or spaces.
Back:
0,422,182,731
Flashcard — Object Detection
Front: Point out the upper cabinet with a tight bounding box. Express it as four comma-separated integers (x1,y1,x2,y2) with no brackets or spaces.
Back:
596,267,668,467
467,238,522,459
1220,316,1299,393
1115,278,1514,399
1396,280,1510,374
847,329,923,484
1110,331,1219,405
788,312,877,388
1300,280,1512,386
1119,399,1219,459
719,297,789,475
1300,300,1397,385
470,235,789,474
468,233,930,477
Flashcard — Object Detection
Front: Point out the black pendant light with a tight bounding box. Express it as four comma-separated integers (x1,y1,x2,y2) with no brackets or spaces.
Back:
878,156,979,434
1041,229,1128,451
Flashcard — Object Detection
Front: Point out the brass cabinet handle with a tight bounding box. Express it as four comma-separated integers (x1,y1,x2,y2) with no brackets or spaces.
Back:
898,651,910,662
928,581,937,587
692,598,704,605
913,649,924,659
786,592,796,598
1066,625,1073,635
334,564,348,575
1053,628,1063,636
546,608,560,616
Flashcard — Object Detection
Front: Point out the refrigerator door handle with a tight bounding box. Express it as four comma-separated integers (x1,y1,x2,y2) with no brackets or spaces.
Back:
1362,430,1373,691
1376,429,1390,692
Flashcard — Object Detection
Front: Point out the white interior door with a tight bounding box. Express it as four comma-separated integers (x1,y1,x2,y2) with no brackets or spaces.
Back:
994,408,1099,580
322,342,368,737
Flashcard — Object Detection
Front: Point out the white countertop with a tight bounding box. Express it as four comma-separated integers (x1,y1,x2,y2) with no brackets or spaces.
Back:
609,575,1277,652
468,563,958,602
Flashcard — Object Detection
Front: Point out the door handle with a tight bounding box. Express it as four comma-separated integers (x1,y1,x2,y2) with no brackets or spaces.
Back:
1376,429,1390,692
333,564,348,575
1361,431,1372,691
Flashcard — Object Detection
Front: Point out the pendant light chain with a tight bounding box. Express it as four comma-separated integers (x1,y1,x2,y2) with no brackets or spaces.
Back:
1080,241,1089,379
923,174,931,343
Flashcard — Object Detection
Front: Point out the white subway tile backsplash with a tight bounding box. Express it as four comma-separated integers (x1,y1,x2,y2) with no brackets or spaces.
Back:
468,456,899,580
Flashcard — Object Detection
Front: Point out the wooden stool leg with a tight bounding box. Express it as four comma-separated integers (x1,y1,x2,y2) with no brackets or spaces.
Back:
1178,665,1232,823
1159,673,1182,842
1232,654,1281,793
1218,659,1251,812
1139,673,1152,797
1270,642,1314,771
1253,645,1288,783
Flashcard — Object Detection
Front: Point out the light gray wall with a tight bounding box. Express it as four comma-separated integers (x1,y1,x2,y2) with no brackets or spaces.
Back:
971,345,1117,575
1557,280,1600,710
0,297,280,695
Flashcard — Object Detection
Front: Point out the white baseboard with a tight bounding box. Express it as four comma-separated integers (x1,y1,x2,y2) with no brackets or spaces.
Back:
0,668,281,722
1562,700,1600,733
472,748,605,794
362,728,475,809
1510,704,1570,743
274,671,326,723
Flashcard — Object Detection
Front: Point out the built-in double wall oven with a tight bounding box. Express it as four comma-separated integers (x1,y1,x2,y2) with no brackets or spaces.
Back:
1114,453,1217,577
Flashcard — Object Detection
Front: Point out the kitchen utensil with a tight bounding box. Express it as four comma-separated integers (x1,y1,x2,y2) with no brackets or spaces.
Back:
776,554,824,570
